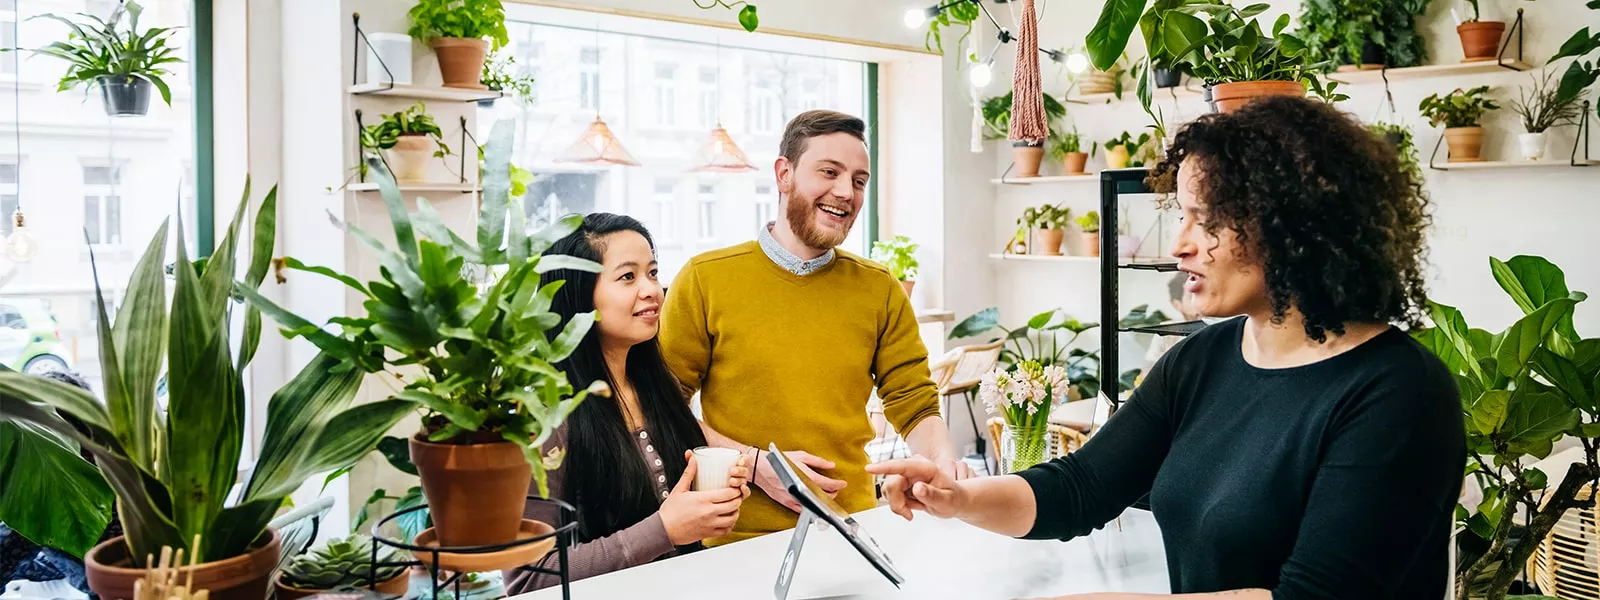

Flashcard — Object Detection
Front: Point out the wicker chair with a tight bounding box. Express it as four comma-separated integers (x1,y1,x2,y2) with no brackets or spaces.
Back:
986,416,1089,472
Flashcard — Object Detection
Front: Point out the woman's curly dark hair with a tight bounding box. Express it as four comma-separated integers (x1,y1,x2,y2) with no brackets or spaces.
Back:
1147,96,1431,342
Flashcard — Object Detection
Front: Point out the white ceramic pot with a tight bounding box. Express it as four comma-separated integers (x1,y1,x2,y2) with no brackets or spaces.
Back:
1518,132,1547,161
365,32,413,85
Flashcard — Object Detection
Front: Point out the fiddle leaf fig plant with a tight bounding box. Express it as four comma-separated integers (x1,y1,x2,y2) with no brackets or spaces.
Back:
0,182,416,566
238,120,607,498
1412,255,1600,600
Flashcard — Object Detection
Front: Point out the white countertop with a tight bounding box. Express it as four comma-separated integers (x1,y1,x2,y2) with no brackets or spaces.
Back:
515,506,1169,599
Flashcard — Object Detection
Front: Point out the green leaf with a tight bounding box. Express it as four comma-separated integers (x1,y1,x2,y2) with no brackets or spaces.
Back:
0,420,115,558
242,185,279,289
108,219,169,469
1493,298,1578,378
401,389,486,433
301,399,419,476
1555,59,1600,107
370,160,419,268
1424,302,1487,384
354,487,391,531
235,285,356,359
1500,388,1579,457
280,257,372,298
1549,27,1598,62
549,312,596,364
1087,0,1149,71
737,4,760,33
528,214,585,257
1532,348,1594,412
394,487,430,542
478,121,515,265
376,436,418,476
1469,390,1511,435
1163,11,1211,62
1239,3,1270,18
238,352,367,502
1490,256,1581,345
1525,467,1549,491
1027,309,1057,331
1272,13,1290,37
950,307,1001,340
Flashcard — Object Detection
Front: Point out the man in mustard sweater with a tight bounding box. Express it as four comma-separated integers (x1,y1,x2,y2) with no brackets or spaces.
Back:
660,110,968,544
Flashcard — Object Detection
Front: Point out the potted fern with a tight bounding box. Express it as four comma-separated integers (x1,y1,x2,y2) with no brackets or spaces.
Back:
361,102,453,182
275,536,409,600
27,1,181,116
0,183,416,600
241,120,606,548
870,235,921,297
408,0,510,89
1419,86,1499,162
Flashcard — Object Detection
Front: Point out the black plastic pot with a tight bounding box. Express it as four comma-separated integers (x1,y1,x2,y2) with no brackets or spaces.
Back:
96,75,151,117
1153,67,1182,89
1360,40,1386,67
1383,130,1405,150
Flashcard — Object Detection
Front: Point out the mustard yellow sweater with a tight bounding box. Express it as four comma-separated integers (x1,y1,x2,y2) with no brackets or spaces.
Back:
660,241,941,543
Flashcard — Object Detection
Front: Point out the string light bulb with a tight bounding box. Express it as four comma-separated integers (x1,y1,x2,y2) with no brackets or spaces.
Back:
904,7,932,29
1065,51,1091,74
969,59,994,88
6,210,38,263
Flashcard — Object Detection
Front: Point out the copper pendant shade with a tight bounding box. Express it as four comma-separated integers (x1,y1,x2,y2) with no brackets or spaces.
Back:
557,116,640,167
690,125,757,173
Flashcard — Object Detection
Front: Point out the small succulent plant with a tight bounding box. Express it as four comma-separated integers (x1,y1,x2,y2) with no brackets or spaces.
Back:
279,536,408,590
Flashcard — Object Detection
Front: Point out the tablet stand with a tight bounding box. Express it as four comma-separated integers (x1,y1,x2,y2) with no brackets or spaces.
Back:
773,508,819,600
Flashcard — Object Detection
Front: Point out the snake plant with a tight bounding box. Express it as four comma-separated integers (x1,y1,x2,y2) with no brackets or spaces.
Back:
278,536,406,590
0,182,417,565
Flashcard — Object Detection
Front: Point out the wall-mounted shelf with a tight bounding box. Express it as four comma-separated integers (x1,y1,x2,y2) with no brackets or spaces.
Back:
991,174,1099,185
1123,320,1207,337
347,183,481,193
1326,60,1533,85
1068,85,1203,105
989,253,1098,263
1430,160,1598,170
349,82,502,103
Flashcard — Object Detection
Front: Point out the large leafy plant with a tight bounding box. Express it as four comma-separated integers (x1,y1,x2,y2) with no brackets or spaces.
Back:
0,184,415,566
407,0,510,48
1419,86,1499,128
951,308,1103,400
1411,256,1600,600
1548,3,1600,122
1294,0,1430,70
240,120,607,498
869,235,920,282
26,1,182,105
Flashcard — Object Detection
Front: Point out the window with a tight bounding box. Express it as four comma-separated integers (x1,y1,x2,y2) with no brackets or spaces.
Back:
653,64,677,127
519,41,543,104
82,165,123,246
800,78,824,112
0,18,15,76
0,162,16,235
579,46,600,111
698,67,718,128
490,7,870,283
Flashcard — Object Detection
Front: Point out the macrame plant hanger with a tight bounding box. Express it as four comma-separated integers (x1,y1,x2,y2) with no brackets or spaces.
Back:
1008,0,1046,146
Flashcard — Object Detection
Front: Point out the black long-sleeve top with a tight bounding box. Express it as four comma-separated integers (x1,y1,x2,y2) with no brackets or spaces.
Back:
1019,317,1463,599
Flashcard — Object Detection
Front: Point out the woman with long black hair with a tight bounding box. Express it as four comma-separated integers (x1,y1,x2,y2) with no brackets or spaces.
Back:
505,213,750,592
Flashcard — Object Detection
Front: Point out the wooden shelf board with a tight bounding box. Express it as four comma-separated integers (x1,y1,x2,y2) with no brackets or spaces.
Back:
1067,86,1203,104
1432,160,1598,171
988,253,1098,263
347,182,481,192
1326,60,1533,84
991,174,1099,185
349,82,502,102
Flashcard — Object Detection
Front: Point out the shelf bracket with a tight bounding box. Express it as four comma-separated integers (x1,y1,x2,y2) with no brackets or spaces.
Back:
351,13,397,93
1573,101,1592,168
1426,129,1446,170
1495,8,1525,70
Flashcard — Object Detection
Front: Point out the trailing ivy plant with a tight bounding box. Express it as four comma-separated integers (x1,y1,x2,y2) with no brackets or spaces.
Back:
694,0,760,33
1412,256,1600,600
1366,122,1421,182
359,103,453,179
923,1,982,55
481,51,536,101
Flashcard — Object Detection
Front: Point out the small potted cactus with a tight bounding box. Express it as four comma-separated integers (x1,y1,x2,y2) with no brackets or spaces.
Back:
274,536,411,600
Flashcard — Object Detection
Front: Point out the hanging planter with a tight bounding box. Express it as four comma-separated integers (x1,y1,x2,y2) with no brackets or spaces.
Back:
27,1,180,119
96,75,153,117
1152,67,1182,89
1011,142,1045,178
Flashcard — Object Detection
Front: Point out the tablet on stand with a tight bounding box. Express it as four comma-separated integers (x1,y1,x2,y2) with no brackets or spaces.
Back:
767,444,905,600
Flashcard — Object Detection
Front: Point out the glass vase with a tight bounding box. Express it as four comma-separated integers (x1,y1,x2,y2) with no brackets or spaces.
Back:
1002,425,1049,474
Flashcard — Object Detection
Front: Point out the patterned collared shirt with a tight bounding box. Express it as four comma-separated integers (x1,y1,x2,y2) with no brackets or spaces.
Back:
756,221,834,276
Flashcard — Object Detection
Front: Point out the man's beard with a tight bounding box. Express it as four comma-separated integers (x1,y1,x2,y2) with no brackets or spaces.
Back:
781,182,852,250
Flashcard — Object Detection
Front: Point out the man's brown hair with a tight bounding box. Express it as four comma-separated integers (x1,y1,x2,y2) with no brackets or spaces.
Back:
779,110,867,164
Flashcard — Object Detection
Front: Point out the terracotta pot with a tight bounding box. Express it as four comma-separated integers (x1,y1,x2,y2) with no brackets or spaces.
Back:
411,437,533,547
385,135,436,182
86,530,280,600
1034,228,1065,256
1104,146,1131,170
1518,132,1546,161
1064,152,1089,175
1011,143,1044,178
431,37,489,89
274,568,410,600
1444,126,1486,162
1209,80,1305,114
899,280,915,297
1083,231,1101,257
1457,21,1506,62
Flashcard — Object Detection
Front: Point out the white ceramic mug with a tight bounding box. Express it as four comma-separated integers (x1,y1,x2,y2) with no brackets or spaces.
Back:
692,446,742,491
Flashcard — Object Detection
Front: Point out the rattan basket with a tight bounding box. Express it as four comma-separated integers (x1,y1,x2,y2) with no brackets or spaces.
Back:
1528,483,1600,599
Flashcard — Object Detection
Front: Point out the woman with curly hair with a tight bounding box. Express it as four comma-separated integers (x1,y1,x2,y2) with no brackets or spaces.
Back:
869,97,1464,599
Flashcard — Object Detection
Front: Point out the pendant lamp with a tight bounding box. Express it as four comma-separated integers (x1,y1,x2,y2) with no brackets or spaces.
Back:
558,116,640,167
690,125,756,172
